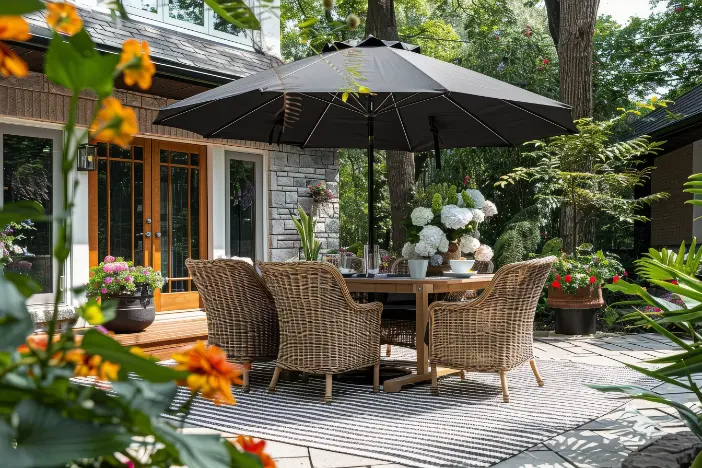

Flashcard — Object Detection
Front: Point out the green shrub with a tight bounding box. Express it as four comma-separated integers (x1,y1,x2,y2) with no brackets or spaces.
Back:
494,220,541,268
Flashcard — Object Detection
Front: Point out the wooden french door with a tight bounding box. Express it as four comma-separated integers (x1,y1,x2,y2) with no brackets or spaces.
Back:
89,138,207,312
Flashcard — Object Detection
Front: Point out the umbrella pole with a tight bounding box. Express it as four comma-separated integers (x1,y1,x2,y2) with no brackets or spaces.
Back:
367,94,375,251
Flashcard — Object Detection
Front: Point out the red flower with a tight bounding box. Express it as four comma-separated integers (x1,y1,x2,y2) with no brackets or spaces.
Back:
537,66,543,71
542,58,550,65
564,274,572,283
317,183,321,187
463,175,470,186
551,280,561,289
555,275,561,281
589,276,597,284
675,6,685,12
623,271,628,277
671,279,679,285
613,275,621,284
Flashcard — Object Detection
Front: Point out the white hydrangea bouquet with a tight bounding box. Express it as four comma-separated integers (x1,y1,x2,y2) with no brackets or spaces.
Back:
402,181,497,267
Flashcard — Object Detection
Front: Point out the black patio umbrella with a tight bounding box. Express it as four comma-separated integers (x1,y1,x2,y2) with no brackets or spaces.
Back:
154,36,577,249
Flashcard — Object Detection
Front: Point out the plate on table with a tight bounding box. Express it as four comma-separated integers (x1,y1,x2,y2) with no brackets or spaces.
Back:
445,271,476,278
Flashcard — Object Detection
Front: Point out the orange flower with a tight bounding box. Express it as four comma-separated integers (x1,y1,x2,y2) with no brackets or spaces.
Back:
73,353,120,381
119,39,155,90
90,97,138,149
172,341,243,405
235,436,276,468
0,16,31,41
0,42,28,78
46,2,83,37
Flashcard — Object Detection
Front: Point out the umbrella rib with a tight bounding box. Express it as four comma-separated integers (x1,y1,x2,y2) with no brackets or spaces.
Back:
155,101,211,124
327,92,364,113
207,94,283,137
376,94,442,115
390,93,412,151
376,92,420,114
443,95,513,146
300,93,366,115
500,100,575,133
303,93,337,149
258,50,343,91
374,93,393,113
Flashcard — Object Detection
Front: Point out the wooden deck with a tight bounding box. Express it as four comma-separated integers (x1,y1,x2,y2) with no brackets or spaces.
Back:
112,316,208,359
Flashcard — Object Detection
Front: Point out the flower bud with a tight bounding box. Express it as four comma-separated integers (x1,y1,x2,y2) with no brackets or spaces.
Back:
347,14,360,30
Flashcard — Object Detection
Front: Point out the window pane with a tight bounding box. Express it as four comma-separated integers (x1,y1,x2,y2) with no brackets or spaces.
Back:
190,153,199,166
134,162,144,266
2,134,54,293
124,0,158,13
110,144,131,160
190,169,199,261
170,166,189,287
160,165,169,291
133,146,144,161
160,149,169,163
97,141,107,157
169,0,204,26
213,11,245,35
97,158,108,261
229,159,255,260
171,151,188,165
109,160,133,260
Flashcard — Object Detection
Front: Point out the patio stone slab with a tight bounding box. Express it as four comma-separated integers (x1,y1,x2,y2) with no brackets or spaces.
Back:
545,430,632,467
260,440,310,458
369,464,413,468
275,457,313,468
491,450,575,467
309,448,388,468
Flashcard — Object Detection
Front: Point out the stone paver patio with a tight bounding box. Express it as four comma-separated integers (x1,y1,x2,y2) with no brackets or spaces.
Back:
182,333,692,468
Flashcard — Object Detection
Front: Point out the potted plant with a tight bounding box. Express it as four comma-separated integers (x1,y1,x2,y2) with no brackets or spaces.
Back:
546,246,624,335
308,182,334,203
292,206,322,261
87,256,165,333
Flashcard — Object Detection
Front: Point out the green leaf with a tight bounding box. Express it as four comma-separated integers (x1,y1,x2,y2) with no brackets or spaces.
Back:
0,274,34,352
111,380,178,416
204,0,261,30
156,423,250,468
3,399,131,468
0,0,44,15
0,201,46,226
2,272,41,298
80,329,190,382
298,17,318,28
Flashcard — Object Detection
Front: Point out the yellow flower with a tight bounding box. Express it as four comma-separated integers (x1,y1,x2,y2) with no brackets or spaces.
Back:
130,346,156,360
74,353,120,381
172,341,243,405
119,39,156,91
0,42,28,78
0,16,31,41
81,301,104,325
46,2,83,37
90,97,138,149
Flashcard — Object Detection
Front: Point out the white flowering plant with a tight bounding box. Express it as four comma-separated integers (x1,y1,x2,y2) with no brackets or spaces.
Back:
0,221,34,267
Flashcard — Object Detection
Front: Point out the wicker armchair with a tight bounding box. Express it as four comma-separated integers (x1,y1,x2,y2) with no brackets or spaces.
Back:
258,262,382,403
429,256,556,402
185,259,279,392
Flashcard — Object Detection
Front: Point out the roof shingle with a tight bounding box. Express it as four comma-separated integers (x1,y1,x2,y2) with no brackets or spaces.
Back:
633,84,702,137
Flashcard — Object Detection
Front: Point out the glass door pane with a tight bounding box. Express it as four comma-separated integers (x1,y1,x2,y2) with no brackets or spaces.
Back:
228,159,256,260
96,142,147,266
2,134,54,294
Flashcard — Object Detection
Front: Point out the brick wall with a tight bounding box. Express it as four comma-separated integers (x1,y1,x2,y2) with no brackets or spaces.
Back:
0,72,340,262
650,144,693,248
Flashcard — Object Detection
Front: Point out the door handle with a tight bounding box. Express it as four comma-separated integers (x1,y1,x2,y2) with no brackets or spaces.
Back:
145,232,151,238
155,232,162,238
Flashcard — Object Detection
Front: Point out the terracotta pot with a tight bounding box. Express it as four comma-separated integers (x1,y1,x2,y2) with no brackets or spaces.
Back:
546,285,604,309
102,284,155,333
441,242,462,264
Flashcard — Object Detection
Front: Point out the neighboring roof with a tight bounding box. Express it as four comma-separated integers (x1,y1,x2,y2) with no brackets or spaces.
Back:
22,6,282,84
633,84,702,137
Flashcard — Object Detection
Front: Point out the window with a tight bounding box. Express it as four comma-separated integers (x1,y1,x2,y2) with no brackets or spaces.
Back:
0,125,62,304
225,152,264,261
122,0,254,48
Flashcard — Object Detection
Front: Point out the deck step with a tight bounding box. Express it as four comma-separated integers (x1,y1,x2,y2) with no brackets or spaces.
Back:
112,317,208,359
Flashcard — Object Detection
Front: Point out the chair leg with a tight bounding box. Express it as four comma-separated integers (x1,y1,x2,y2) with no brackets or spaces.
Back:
385,343,392,357
268,365,282,393
499,370,510,403
430,363,439,395
242,360,251,393
460,370,465,380
324,374,333,404
530,359,545,387
373,362,380,393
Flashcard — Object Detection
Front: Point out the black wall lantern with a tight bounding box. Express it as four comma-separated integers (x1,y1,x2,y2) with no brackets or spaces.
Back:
77,143,97,171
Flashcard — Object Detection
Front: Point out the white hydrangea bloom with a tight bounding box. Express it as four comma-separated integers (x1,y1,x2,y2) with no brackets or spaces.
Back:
470,208,485,224
438,236,449,253
440,205,473,230
483,200,498,218
460,234,480,254
473,229,480,240
419,225,446,247
401,242,418,260
410,207,434,226
464,189,485,209
474,244,494,262
415,241,436,257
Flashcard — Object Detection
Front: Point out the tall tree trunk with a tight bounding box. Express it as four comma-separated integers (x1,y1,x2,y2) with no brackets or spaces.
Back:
545,0,600,252
365,1,415,251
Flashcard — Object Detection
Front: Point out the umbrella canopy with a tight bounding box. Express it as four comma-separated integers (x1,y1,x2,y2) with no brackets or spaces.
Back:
154,36,577,250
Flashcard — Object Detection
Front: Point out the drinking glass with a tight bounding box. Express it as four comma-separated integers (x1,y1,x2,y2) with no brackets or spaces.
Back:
365,244,380,275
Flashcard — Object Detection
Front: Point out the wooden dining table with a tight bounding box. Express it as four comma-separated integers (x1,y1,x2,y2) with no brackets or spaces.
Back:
344,274,494,392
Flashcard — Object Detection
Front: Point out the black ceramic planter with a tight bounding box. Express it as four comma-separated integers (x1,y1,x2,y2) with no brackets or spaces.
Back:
102,285,155,333
554,308,597,335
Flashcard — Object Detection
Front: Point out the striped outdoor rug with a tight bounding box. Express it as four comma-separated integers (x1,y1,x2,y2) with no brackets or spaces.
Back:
163,351,655,468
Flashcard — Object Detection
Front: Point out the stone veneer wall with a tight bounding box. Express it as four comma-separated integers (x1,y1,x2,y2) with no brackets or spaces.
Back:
268,149,339,261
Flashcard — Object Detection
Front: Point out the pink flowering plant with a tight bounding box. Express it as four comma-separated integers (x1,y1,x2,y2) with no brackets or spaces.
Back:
308,182,334,201
547,247,625,295
87,256,164,298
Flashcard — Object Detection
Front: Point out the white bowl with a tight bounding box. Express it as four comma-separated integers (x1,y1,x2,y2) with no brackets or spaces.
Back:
450,259,475,274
